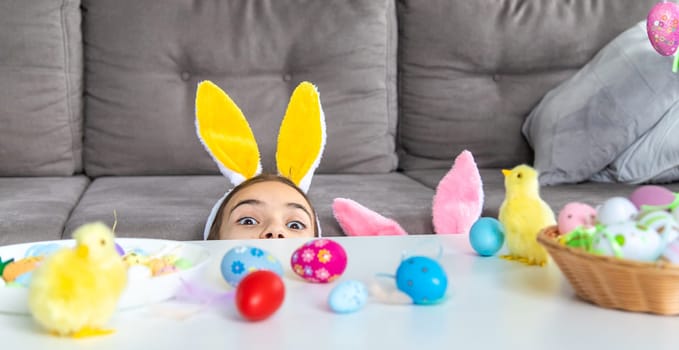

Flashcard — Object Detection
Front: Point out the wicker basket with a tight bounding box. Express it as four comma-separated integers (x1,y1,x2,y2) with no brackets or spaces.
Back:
537,225,679,315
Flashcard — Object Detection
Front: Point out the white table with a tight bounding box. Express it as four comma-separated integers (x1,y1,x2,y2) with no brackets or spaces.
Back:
1,234,677,349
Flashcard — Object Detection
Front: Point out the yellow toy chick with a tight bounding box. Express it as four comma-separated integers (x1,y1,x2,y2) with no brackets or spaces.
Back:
28,222,127,337
498,165,556,266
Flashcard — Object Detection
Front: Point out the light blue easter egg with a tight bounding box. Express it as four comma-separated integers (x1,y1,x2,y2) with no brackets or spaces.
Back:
328,280,368,314
469,217,505,256
220,245,283,287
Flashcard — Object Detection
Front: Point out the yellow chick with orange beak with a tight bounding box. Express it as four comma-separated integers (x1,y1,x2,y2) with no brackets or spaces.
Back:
28,222,127,337
498,165,556,266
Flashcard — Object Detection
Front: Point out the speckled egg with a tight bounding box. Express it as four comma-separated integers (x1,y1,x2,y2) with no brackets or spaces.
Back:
327,280,368,314
291,238,347,283
590,221,663,262
558,202,597,235
221,246,283,288
636,209,679,246
395,256,448,305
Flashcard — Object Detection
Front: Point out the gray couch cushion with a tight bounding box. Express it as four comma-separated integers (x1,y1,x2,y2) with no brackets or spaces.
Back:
83,0,397,177
396,0,657,171
0,0,83,176
64,176,226,241
64,173,436,240
0,176,89,245
404,168,679,219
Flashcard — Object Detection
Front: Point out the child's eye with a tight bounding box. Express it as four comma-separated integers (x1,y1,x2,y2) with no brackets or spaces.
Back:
237,217,259,225
287,221,306,230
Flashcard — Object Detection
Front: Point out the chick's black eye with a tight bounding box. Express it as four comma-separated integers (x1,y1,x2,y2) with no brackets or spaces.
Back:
100,239,106,246
517,173,522,179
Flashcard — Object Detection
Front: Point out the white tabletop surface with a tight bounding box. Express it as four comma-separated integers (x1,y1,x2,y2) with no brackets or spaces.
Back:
0,234,677,350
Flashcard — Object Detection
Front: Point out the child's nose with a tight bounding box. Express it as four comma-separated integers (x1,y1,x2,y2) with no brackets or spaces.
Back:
261,232,286,239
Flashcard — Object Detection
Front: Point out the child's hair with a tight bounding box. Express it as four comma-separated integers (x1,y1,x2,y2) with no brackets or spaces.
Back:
207,173,319,240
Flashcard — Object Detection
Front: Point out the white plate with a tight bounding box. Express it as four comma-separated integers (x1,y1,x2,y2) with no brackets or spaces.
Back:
0,238,211,315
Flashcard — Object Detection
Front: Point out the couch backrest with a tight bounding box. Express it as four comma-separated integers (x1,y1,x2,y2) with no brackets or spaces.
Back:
0,0,82,176
81,0,398,177
396,0,657,170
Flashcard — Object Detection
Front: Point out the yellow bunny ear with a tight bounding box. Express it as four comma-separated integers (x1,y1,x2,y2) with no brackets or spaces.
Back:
276,82,326,193
195,81,262,186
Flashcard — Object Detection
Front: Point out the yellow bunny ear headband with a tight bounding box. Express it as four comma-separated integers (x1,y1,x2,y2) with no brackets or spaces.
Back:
195,80,327,240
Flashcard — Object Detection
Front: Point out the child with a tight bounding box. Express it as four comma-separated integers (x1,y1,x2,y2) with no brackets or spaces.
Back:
206,174,319,240
195,80,326,240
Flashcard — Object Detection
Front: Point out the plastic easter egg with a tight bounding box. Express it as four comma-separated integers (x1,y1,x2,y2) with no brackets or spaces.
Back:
469,217,504,256
558,202,597,235
590,222,663,262
637,209,679,245
647,1,679,56
395,256,448,304
629,185,677,211
235,270,285,321
291,238,347,283
221,245,283,287
327,280,368,314
596,197,638,226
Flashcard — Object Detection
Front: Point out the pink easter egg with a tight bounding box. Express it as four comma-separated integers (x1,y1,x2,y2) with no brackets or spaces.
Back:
629,185,676,210
557,202,597,234
647,1,679,56
290,238,347,283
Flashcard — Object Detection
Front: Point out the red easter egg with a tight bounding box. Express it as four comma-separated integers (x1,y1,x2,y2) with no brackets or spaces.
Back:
235,270,285,321
647,1,679,56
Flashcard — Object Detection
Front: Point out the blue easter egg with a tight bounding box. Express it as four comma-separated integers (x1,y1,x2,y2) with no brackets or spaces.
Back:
395,256,448,305
328,280,368,314
469,217,505,257
220,245,283,287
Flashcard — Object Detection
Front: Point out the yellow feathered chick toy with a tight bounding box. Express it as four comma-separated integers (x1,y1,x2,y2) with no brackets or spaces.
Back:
498,165,556,266
28,222,127,337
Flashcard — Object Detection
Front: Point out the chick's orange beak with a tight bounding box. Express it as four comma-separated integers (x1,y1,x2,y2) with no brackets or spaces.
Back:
502,169,511,177
76,244,89,258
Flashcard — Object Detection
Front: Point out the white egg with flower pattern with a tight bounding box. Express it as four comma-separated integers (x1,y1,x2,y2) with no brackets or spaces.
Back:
590,221,663,262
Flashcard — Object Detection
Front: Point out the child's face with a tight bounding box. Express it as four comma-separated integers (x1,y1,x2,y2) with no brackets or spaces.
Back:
217,180,316,240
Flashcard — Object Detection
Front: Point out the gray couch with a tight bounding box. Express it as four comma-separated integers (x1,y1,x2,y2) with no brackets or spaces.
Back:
0,0,669,245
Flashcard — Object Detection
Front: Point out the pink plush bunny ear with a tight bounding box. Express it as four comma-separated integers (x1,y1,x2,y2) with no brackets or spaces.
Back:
332,198,407,236
432,150,484,234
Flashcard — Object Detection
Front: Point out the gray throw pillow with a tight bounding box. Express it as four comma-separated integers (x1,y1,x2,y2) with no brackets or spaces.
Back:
522,21,679,185
591,100,679,184
0,0,83,176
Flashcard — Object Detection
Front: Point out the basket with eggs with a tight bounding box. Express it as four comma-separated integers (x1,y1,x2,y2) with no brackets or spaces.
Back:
537,185,679,315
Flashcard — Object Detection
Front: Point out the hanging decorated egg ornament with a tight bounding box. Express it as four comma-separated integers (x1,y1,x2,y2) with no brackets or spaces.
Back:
291,239,347,283
647,1,679,56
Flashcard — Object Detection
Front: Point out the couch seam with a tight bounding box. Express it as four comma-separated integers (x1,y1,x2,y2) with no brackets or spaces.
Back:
60,0,77,175
61,176,92,239
394,0,404,172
